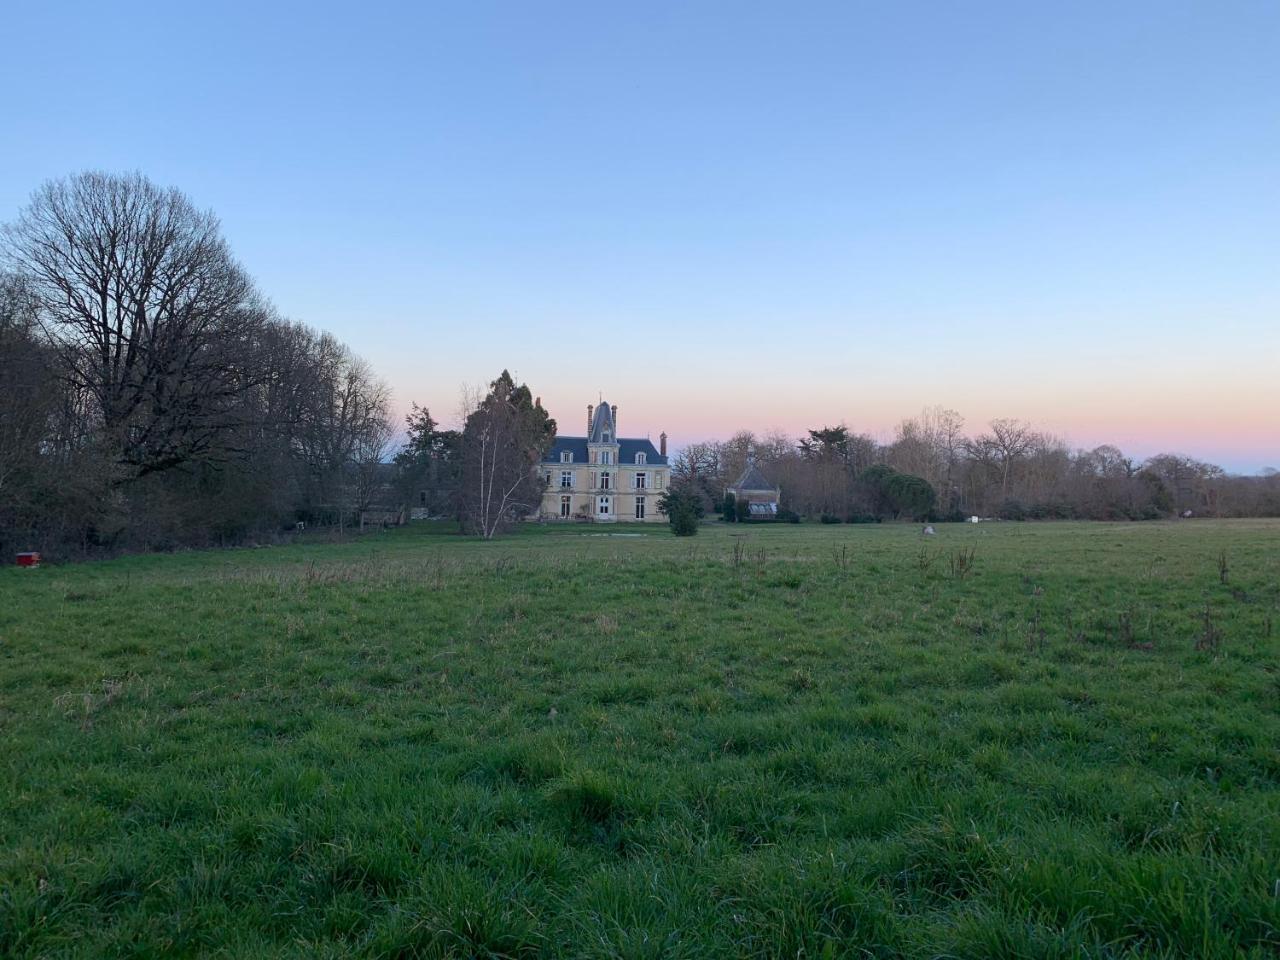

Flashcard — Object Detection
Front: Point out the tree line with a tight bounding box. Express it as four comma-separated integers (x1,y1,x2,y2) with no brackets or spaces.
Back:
0,172,559,557
0,172,397,558
671,410,1279,523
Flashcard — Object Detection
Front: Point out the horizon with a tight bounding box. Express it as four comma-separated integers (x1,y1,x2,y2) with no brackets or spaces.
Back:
4,2,1277,472
437,388,1279,477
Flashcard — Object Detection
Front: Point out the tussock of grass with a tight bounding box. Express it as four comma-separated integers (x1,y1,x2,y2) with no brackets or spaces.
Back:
1,519,1278,956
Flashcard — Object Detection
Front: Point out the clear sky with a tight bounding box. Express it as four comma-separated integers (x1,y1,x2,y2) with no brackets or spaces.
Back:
4,1,1278,471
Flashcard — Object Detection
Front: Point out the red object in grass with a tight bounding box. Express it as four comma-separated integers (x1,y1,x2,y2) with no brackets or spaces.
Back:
15,552,40,567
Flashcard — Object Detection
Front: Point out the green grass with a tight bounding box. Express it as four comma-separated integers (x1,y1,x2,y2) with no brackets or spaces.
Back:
1,520,1278,958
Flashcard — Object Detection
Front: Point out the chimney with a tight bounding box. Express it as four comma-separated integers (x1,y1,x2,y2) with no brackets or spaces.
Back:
610,404,617,433
660,432,667,457
587,404,593,434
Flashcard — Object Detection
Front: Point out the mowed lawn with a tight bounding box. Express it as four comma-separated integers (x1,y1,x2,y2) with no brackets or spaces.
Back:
1,521,1278,958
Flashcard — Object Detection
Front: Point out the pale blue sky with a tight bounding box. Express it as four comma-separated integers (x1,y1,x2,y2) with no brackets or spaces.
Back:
3,2,1278,469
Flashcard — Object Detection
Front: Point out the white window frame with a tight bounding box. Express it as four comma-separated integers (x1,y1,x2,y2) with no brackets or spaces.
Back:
635,496,646,520
598,495,610,515
560,471,573,488
560,495,571,518
635,452,646,465
561,451,573,463
601,471,611,490
634,472,647,489
600,451,612,465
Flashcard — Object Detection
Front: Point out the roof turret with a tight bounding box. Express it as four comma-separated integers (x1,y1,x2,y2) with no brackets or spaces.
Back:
589,401,616,443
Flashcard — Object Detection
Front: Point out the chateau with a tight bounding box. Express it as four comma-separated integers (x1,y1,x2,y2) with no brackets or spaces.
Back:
538,401,670,522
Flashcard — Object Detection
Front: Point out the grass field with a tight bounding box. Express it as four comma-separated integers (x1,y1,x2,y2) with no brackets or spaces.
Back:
2,520,1278,958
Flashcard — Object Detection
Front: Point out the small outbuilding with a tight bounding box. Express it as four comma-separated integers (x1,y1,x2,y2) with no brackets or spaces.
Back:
727,459,781,518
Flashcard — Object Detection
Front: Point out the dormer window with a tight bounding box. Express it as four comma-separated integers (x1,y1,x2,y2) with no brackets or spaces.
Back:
561,451,573,463
635,452,646,465
600,451,612,465
603,431,611,442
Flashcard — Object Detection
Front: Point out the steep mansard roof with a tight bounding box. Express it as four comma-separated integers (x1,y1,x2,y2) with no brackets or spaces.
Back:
588,402,615,442
544,436,667,466
730,461,778,494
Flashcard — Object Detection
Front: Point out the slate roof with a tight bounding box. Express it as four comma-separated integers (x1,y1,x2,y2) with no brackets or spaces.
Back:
730,461,778,494
544,436,667,466
588,402,616,443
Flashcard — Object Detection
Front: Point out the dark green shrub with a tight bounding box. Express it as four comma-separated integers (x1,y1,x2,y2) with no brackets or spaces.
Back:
857,464,937,520
998,499,1027,521
819,513,843,524
721,492,736,523
659,489,703,536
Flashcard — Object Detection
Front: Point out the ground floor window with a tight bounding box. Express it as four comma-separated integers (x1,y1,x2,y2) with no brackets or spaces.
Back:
635,496,646,519
560,495,571,518
598,495,610,515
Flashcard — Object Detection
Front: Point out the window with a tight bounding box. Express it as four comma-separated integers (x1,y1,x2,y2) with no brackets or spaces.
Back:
419,491,427,506
598,495,610,515
600,451,612,465
634,472,647,489
560,496,571,518
560,471,573,488
655,472,664,489
561,451,573,463
635,496,646,520
601,472,611,490
635,452,646,465
603,430,611,442
545,472,552,485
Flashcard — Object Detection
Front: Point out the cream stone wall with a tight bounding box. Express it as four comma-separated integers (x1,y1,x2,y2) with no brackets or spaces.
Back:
537,456,670,523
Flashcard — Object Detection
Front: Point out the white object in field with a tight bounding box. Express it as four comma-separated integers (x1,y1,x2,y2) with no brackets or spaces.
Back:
969,516,980,523
923,525,936,535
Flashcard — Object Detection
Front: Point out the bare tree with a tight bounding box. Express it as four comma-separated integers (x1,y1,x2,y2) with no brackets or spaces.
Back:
293,334,391,524
967,418,1036,503
2,172,264,479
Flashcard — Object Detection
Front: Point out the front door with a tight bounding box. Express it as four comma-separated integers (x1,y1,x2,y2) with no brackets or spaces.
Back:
597,495,611,518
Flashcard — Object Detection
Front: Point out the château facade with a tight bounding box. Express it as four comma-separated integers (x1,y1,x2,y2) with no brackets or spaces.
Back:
538,401,670,522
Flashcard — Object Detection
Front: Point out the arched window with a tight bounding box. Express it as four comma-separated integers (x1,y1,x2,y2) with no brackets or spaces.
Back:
635,452,647,465
561,450,573,463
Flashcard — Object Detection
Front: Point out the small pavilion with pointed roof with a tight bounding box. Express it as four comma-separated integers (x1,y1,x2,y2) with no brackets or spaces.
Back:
728,458,781,518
